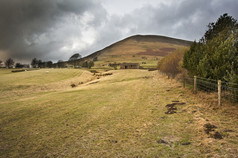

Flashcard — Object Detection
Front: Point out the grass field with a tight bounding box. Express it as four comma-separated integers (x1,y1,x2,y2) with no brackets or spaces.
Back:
0,69,237,157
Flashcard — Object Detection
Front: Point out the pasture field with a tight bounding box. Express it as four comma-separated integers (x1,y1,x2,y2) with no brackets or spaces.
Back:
0,69,237,157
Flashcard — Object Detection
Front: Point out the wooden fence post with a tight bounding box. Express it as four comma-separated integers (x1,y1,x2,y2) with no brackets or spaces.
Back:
218,80,221,106
194,76,197,94
183,77,185,88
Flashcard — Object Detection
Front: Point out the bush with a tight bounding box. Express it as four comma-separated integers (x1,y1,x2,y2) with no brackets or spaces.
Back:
158,48,187,78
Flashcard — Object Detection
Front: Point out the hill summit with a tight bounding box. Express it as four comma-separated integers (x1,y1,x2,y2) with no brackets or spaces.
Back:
74,35,192,69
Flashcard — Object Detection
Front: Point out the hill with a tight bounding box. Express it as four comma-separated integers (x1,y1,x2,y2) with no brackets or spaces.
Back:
77,35,192,69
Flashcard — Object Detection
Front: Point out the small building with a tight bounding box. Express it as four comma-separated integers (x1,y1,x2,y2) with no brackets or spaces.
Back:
120,63,140,69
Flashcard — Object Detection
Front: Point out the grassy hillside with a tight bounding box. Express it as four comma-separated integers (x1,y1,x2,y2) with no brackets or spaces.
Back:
0,69,237,157
78,35,192,69
0,69,95,101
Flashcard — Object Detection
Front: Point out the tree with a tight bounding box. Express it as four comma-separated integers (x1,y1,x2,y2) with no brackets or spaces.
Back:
57,60,65,68
81,61,94,69
31,58,38,68
88,61,94,69
0,60,3,67
15,63,24,68
183,13,238,82
45,61,53,68
68,53,81,68
5,58,14,68
38,60,43,68
204,13,237,42
183,41,204,76
82,61,88,68
68,53,82,61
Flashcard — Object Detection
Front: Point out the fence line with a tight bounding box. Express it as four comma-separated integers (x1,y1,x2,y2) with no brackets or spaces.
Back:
181,76,238,105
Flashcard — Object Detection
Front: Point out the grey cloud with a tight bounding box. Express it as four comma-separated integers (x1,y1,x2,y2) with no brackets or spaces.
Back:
109,0,238,41
64,0,238,59
0,0,238,63
0,0,106,62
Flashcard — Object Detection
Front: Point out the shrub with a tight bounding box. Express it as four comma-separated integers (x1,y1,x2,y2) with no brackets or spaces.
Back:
158,48,187,78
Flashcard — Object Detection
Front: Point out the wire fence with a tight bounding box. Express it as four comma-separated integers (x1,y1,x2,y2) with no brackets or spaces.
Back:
221,81,238,103
182,76,238,104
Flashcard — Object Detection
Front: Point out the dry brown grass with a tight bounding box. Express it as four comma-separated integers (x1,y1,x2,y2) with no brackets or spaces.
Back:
0,69,237,157
159,73,238,157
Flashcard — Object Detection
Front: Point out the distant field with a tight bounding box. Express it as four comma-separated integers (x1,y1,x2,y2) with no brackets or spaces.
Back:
0,69,237,157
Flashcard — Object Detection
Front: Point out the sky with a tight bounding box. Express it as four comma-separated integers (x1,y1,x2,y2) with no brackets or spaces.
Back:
0,0,237,63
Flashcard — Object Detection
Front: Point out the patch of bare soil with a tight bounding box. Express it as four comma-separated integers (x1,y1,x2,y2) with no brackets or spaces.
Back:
204,123,217,134
203,123,223,139
165,103,177,114
165,101,186,114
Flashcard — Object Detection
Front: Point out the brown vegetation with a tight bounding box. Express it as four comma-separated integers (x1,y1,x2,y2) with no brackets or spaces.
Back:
158,48,188,78
137,48,176,56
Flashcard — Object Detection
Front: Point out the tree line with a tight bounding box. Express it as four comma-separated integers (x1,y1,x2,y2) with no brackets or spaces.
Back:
158,13,238,85
0,53,95,69
183,13,238,83
0,58,27,68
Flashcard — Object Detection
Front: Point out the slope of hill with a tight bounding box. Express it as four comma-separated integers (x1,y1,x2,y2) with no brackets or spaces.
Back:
77,35,192,69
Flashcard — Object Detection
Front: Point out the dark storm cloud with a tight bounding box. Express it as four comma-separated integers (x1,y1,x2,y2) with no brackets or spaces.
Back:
0,0,106,62
0,0,238,62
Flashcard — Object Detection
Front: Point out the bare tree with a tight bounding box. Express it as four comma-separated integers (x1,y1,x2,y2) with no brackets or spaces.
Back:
5,58,14,68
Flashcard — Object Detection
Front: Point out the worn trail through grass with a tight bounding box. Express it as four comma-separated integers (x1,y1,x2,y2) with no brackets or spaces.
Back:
0,69,237,157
